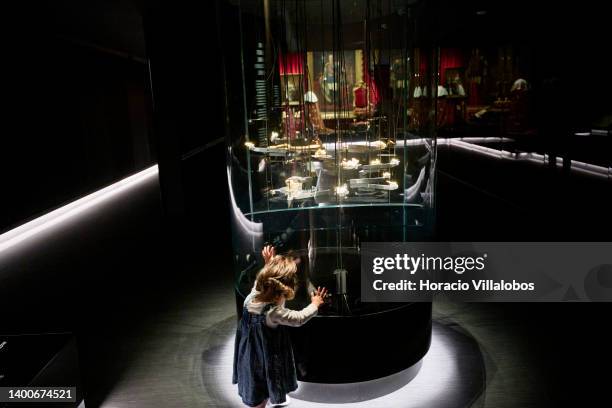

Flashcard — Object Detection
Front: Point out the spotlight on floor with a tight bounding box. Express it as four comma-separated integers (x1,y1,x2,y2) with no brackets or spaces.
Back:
211,321,485,408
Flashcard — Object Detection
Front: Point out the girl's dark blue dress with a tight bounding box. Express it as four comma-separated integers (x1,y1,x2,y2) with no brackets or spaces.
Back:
233,303,298,407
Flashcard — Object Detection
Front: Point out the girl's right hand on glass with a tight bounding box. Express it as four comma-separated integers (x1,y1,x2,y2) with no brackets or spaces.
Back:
311,287,328,308
262,245,276,264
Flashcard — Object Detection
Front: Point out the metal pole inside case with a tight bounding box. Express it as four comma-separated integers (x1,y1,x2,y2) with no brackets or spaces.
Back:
334,268,348,294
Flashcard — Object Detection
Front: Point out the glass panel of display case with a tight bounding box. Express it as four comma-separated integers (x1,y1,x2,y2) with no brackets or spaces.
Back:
219,0,441,384
222,1,438,316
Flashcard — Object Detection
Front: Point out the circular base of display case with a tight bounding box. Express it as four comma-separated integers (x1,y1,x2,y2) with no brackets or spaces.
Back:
292,360,423,403
235,290,432,383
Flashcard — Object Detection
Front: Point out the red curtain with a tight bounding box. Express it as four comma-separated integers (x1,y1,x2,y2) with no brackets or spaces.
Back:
278,53,304,75
363,56,380,106
440,48,464,84
354,87,367,108
419,58,429,76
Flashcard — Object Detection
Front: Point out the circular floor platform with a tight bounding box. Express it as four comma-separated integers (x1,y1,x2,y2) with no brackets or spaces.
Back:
210,320,486,407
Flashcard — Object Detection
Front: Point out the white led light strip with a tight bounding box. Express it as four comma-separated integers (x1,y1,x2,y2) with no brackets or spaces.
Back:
0,165,159,254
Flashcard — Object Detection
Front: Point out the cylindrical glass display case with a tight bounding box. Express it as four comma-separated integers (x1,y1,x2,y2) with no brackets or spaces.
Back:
221,0,438,384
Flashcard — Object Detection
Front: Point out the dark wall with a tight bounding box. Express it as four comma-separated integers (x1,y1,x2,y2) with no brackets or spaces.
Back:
144,0,227,225
3,1,154,232
435,0,612,130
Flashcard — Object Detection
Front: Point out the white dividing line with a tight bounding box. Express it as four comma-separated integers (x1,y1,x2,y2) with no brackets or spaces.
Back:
0,165,159,254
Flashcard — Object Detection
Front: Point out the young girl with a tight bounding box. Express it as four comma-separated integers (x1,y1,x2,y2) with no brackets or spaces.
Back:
233,245,328,407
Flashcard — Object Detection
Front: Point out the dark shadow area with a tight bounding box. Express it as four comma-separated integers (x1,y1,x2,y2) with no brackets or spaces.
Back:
1,1,611,407
435,146,612,407
3,1,153,233
436,143,612,242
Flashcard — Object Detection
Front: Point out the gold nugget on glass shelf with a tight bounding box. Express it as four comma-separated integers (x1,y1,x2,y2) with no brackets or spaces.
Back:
286,177,304,194
371,140,387,149
274,176,316,205
335,184,349,198
269,142,322,152
361,158,400,171
341,158,360,170
345,140,387,153
313,148,331,159
387,181,399,189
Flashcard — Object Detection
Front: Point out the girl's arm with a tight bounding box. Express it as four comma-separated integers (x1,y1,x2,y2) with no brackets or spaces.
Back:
267,303,319,327
268,287,328,327
243,245,275,306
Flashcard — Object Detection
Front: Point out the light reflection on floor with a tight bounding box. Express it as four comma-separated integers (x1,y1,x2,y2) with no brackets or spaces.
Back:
212,321,485,408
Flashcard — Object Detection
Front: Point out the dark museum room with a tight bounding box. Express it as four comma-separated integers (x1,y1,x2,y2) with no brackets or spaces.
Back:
1,1,611,407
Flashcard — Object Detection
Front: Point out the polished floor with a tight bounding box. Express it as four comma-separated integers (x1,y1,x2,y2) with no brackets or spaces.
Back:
2,143,611,407
92,275,548,408
83,143,611,407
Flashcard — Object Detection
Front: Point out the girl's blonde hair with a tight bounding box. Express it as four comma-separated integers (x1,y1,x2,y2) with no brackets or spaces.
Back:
254,255,298,303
